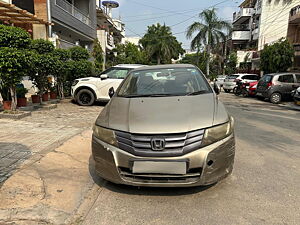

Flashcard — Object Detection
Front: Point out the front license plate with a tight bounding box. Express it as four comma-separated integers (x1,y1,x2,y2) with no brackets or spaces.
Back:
256,92,262,96
132,161,186,175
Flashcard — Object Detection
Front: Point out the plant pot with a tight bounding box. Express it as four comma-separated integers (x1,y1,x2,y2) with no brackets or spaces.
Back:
42,93,49,102
31,95,40,104
50,92,57,99
17,98,27,107
3,101,12,110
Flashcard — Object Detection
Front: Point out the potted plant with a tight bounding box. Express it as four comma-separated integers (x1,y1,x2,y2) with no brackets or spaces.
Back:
42,92,49,102
49,85,57,99
16,86,28,107
0,83,12,110
0,25,32,111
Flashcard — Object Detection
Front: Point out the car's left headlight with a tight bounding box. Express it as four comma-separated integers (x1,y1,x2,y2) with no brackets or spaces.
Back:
201,117,234,147
93,125,118,147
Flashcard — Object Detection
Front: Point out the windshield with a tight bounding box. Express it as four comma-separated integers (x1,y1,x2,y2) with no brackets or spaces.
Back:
101,67,131,79
261,75,272,83
227,75,239,79
117,67,212,97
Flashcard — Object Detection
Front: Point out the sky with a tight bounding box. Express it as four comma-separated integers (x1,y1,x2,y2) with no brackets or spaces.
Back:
110,0,241,50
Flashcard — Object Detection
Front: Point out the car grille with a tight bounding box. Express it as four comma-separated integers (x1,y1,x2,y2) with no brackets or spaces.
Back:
115,129,205,157
118,167,202,184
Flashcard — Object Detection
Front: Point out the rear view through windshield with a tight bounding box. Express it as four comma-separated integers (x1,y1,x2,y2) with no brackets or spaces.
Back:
117,67,212,97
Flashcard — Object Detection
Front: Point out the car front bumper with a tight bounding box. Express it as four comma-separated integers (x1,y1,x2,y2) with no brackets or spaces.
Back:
92,134,235,187
223,83,236,90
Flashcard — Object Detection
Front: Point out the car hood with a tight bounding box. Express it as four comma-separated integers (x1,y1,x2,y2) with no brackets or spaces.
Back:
76,77,98,82
96,94,229,134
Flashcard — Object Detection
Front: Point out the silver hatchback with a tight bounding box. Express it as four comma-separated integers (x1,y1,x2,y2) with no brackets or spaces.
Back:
92,64,235,187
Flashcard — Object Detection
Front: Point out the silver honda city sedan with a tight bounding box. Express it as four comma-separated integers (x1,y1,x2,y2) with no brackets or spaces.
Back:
92,64,235,187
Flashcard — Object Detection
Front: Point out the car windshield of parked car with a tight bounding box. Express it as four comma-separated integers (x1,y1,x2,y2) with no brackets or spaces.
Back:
101,67,131,79
227,75,239,79
117,67,212,97
261,75,272,83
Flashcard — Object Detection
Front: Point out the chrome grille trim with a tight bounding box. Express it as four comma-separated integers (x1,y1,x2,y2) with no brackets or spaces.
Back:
115,129,205,157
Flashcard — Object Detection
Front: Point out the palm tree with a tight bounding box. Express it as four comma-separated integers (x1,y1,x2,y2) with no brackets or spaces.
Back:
186,8,231,76
140,23,184,64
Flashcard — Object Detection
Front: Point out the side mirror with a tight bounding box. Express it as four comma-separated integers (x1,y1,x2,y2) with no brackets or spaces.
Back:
108,87,115,98
213,83,220,95
100,74,108,80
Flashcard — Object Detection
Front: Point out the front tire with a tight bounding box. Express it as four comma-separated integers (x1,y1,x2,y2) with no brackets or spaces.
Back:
76,89,95,106
270,92,282,104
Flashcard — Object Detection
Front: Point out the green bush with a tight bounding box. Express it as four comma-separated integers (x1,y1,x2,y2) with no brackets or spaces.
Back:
69,46,89,61
52,48,70,61
16,87,28,98
30,39,55,54
260,39,294,73
0,24,31,49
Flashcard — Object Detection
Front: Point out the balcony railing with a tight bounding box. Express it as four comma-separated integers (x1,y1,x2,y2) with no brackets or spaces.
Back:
232,30,251,41
55,0,92,26
233,8,254,23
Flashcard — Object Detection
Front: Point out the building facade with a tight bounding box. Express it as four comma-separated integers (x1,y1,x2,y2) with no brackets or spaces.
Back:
232,0,300,70
96,0,125,69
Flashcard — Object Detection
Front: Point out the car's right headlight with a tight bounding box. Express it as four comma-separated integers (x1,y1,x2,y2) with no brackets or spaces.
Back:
201,117,234,147
93,125,118,147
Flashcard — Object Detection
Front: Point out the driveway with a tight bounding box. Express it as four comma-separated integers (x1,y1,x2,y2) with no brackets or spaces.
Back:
0,100,102,184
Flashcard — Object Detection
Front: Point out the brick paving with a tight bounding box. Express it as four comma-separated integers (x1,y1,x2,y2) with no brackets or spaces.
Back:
0,100,103,184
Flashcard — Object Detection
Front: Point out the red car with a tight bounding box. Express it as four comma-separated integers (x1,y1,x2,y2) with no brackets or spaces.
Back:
248,81,258,96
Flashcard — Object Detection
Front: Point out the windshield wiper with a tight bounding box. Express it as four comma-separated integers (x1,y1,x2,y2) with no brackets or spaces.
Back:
123,94,178,98
186,90,209,96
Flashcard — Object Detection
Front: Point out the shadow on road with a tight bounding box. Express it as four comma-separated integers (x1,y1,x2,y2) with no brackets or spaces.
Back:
88,156,216,196
0,142,31,187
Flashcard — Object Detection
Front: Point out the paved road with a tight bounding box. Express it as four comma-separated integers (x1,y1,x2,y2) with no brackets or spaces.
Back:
82,93,300,225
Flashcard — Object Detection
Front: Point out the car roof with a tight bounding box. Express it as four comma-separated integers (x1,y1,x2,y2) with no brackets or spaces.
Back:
231,73,258,76
264,72,300,76
131,64,196,72
113,64,145,69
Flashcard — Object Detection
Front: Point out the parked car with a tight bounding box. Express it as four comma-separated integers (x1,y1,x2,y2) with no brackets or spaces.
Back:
248,81,259,96
223,74,260,93
215,75,227,88
293,86,300,105
256,73,300,104
92,64,235,187
71,64,144,106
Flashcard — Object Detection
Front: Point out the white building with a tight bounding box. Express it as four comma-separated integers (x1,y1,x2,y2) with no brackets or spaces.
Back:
122,36,141,46
232,0,300,70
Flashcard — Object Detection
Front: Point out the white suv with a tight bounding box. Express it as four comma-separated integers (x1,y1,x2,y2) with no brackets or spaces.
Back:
223,74,260,93
71,64,144,106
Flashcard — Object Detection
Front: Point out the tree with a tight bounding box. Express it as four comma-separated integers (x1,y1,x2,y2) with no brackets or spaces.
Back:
186,8,231,77
52,49,71,99
140,23,184,64
260,39,294,74
114,42,146,65
69,46,90,61
0,48,33,110
30,39,55,54
225,52,238,75
30,53,59,99
0,25,32,111
0,24,31,49
179,52,207,72
92,39,104,73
